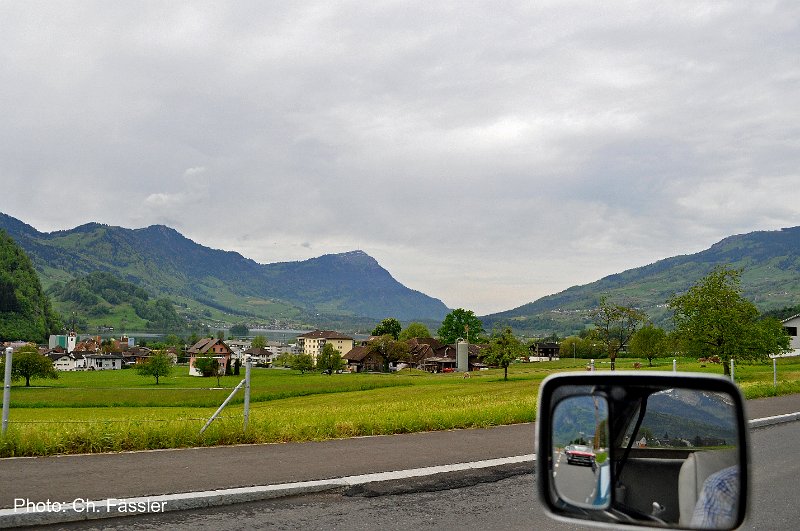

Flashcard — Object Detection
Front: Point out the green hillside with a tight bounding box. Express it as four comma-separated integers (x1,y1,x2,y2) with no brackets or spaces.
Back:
0,230,62,342
483,227,800,336
46,271,189,333
0,213,450,330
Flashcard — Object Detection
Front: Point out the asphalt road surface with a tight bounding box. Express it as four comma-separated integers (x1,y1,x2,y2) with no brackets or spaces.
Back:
58,420,800,531
552,450,598,506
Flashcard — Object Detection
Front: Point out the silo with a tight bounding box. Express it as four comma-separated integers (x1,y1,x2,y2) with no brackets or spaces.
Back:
456,339,469,372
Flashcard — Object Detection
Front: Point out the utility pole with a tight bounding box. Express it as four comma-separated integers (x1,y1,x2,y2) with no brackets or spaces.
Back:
2,347,12,435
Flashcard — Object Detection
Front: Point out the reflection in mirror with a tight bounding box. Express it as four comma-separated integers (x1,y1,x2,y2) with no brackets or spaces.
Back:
551,394,610,509
615,388,741,529
538,375,747,530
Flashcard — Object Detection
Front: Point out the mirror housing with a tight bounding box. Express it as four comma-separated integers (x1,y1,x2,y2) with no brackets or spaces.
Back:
536,372,749,530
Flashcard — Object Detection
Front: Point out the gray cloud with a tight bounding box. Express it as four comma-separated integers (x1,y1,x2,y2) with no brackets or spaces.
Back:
2,1,799,314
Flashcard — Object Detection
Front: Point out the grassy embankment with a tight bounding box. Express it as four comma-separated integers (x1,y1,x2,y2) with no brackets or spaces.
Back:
0,356,798,457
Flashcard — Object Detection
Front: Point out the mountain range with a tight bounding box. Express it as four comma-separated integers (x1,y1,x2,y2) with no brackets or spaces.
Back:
0,212,449,330
483,226,800,334
3,211,800,335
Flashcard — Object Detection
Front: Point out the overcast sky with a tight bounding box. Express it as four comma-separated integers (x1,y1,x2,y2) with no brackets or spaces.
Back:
2,1,799,315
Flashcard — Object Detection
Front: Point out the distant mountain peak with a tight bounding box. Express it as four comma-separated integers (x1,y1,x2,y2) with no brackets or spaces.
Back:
0,212,450,323
333,249,377,263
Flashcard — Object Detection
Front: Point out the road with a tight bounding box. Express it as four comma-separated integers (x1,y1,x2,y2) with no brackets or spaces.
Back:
57,420,800,530
552,450,597,506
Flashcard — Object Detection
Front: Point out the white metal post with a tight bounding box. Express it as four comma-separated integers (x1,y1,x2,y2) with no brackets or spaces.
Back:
673,359,677,373
2,347,12,435
590,359,595,372
200,379,246,434
243,355,252,431
773,357,777,388
730,359,735,381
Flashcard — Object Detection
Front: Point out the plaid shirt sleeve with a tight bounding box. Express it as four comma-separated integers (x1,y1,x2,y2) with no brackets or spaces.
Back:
690,465,740,529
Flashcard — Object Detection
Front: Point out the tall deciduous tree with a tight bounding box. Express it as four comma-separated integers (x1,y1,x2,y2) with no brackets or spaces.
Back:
398,322,432,341
668,266,791,376
365,335,409,372
317,343,345,374
559,336,606,360
194,356,220,382
1,344,58,387
591,297,646,370
136,351,172,384
438,309,485,344
372,318,402,340
229,324,249,337
290,353,314,374
482,327,525,381
628,325,668,367
251,334,267,349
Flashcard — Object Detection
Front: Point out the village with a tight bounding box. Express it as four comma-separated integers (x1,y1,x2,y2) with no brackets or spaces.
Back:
18,329,561,376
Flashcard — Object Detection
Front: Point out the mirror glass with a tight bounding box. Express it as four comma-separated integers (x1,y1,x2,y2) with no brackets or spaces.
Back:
541,377,745,530
551,394,611,508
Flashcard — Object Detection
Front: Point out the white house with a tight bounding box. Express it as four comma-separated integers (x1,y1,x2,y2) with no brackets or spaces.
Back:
73,352,87,370
48,352,75,371
226,340,251,361
85,354,124,370
781,314,800,351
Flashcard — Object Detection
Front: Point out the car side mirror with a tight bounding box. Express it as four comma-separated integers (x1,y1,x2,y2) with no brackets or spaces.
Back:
536,373,749,530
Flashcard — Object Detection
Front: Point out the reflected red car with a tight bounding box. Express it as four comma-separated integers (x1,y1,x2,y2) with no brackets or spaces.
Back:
565,444,595,466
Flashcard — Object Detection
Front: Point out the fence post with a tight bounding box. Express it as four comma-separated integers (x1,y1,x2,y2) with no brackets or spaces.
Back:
773,357,777,388
673,359,677,373
2,347,12,435
200,379,246,434
243,355,252,431
590,359,595,372
730,359,735,382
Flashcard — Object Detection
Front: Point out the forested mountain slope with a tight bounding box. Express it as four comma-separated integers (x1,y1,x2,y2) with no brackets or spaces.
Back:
483,226,800,335
0,213,449,325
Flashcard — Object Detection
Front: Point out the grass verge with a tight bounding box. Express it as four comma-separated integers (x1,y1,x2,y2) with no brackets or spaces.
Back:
0,356,797,457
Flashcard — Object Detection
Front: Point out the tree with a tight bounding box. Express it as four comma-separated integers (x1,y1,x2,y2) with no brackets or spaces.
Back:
372,318,402,340
438,309,486,344
398,322,432,341
233,358,241,375
290,353,314,374
194,356,221,385
0,345,58,387
628,325,668,367
216,330,225,341
559,336,606,360
482,327,525,381
251,334,267,349
668,266,791,376
317,343,345,374
274,352,294,368
365,335,409,372
136,352,172,384
590,297,646,370
229,324,249,337
0,230,62,343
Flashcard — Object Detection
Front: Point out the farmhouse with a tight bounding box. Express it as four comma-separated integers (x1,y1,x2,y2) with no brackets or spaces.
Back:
342,345,383,372
187,338,232,376
85,353,124,370
48,349,75,371
343,337,488,373
45,347,88,371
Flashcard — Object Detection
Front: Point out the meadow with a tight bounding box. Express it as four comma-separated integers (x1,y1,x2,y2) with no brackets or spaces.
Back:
1,356,798,457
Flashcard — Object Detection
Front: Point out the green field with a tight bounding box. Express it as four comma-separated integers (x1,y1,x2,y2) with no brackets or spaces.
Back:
1,356,798,457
